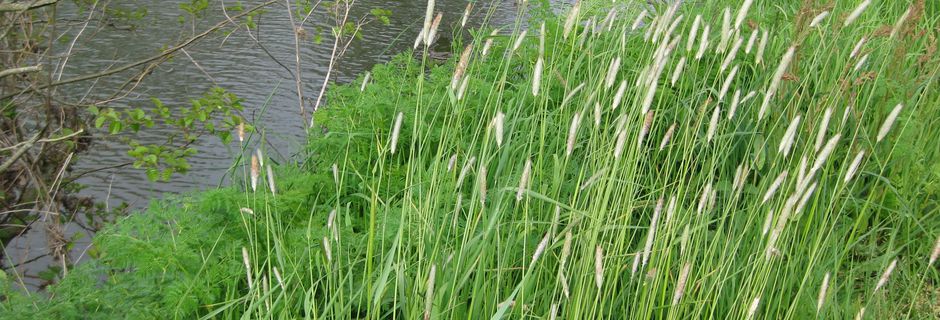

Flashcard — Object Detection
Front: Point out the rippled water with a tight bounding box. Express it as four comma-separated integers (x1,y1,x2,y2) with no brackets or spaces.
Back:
4,0,539,291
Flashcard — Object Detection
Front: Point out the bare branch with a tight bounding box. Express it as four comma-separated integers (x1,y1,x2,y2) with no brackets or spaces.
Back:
0,65,42,79
0,0,58,13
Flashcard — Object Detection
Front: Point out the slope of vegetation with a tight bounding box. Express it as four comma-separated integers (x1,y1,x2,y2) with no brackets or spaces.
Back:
3,0,940,318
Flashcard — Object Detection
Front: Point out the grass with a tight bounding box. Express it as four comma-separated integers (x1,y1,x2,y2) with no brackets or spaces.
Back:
3,0,940,318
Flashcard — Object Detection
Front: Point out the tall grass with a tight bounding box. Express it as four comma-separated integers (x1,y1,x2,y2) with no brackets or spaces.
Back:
3,0,939,319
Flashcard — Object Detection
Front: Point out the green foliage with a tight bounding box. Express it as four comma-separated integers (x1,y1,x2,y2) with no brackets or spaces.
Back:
89,87,245,182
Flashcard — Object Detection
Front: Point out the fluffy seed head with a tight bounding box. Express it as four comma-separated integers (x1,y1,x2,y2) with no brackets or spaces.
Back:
720,38,743,73
687,15,702,52
605,56,622,89
461,3,472,28
493,112,505,147
815,108,833,152
762,171,789,204
850,37,867,59
250,154,259,192
734,0,754,30
745,29,758,54
531,232,551,265
595,245,604,289
890,7,912,39
360,72,371,92
566,113,582,157
778,115,801,156
760,46,796,120
452,45,474,89
755,30,768,65
809,11,830,28
718,65,739,101
632,10,648,31
844,150,865,183
390,112,404,154
516,158,532,201
424,264,436,320
266,165,276,194
728,90,741,119
482,28,499,57
844,0,872,27
747,297,761,319
707,106,721,142
817,272,830,312
673,263,691,304
695,25,710,60
853,53,869,72
877,104,904,142
426,12,443,46
659,123,676,150
929,236,940,265
873,259,897,293
322,237,332,262
242,247,253,289
671,57,687,86
563,1,581,39
642,197,664,267
612,80,628,110
811,134,841,174
237,122,245,142
512,29,528,53
762,209,774,235
639,110,654,148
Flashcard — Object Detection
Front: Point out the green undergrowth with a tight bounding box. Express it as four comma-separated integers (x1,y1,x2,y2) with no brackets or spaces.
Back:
3,0,940,319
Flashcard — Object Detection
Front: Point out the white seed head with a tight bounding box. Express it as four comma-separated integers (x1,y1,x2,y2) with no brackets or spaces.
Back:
756,30,769,65
728,89,741,119
760,46,796,120
720,37,743,73
605,56,622,90
494,112,505,147
762,209,774,235
566,112,582,157
660,123,677,150
817,272,830,312
815,108,833,152
719,65,739,101
642,197,664,267
779,115,802,156
612,80,628,110
696,25,711,60
671,56,687,87
531,232,551,265
811,134,841,174
844,150,866,183
672,263,691,304
242,247,253,289
877,104,904,142
516,158,532,201
929,236,940,265
533,58,543,96
873,259,897,293
639,110,654,148
890,7,912,39
745,29,758,54
850,37,867,59
747,297,761,319
687,15,702,52
390,112,404,154
844,0,872,27
707,106,721,142
809,11,830,28
461,2,472,28
632,10,648,31
734,0,754,30
762,171,789,204
266,165,276,194
595,245,604,289
563,1,581,39
853,53,869,72
511,29,527,53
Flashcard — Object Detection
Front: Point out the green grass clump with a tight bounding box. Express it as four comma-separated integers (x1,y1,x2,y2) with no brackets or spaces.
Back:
3,0,940,318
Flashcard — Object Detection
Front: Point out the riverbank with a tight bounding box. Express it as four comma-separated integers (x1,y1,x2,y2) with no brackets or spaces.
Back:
3,0,939,318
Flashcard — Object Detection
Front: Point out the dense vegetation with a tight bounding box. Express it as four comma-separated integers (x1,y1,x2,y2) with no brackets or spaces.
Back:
3,0,940,318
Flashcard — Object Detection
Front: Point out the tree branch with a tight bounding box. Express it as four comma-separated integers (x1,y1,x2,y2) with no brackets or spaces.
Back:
0,0,58,13
0,65,42,79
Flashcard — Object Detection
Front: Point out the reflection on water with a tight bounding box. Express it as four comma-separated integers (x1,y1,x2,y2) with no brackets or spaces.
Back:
3,0,540,291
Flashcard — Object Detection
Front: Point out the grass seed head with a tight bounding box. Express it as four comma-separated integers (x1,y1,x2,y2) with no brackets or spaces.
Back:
844,0,872,27
877,103,904,142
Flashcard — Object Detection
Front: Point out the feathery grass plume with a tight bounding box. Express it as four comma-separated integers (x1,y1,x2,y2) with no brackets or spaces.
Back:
456,156,476,186
422,0,435,36
815,108,833,152
810,134,841,176
390,112,403,154
718,8,731,53
516,158,532,201
457,75,470,101
639,110,654,148
745,29,758,54
718,65,739,101
273,267,284,288
855,307,866,320
660,123,676,150
242,247,253,289
843,150,865,183
322,237,332,262
266,165,276,194
735,0,754,30
595,245,604,289
733,162,750,193
424,265,436,320
673,263,692,304
360,71,371,92
877,103,904,142
452,45,474,89
493,112,505,147
447,154,457,172
531,232,552,266
728,89,741,119
695,24,710,60
697,182,713,214
256,148,264,167
809,11,830,28
642,197,664,267
929,236,940,265
742,90,757,103
563,1,581,39
579,169,607,191
327,208,336,229
250,154,259,192
551,206,561,238
890,7,912,39
842,106,853,127
549,303,558,320
612,80,628,110
873,259,897,293
560,231,572,270
426,12,443,46
640,80,658,115
239,207,254,215
482,28,499,57
561,82,586,108
605,56,622,90
853,53,869,71
594,102,601,126
843,0,871,27
680,225,690,255
452,193,462,228
636,64,649,88
614,129,627,159
797,155,808,187
720,38,743,73
755,30,768,64
762,171,789,204
632,10,648,31
566,112,581,158
644,16,658,42
778,115,802,156
460,2,472,28
666,15,685,40
687,15,702,52
794,182,818,215
746,297,761,319
603,8,619,32
762,209,773,235
849,37,866,59
478,164,487,205
511,29,528,54
817,272,830,312
666,195,677,223
759,46,796,120
539,22,546,56
414,28,427,49
533,58,544,97
237,122,244,143
631,252,641,277
707,106,721,142
671,56,687,86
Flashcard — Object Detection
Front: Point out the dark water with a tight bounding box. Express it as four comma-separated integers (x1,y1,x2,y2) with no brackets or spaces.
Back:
3,0,542,291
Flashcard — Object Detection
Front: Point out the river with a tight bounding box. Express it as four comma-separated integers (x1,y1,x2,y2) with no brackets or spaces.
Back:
3,0,545,291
